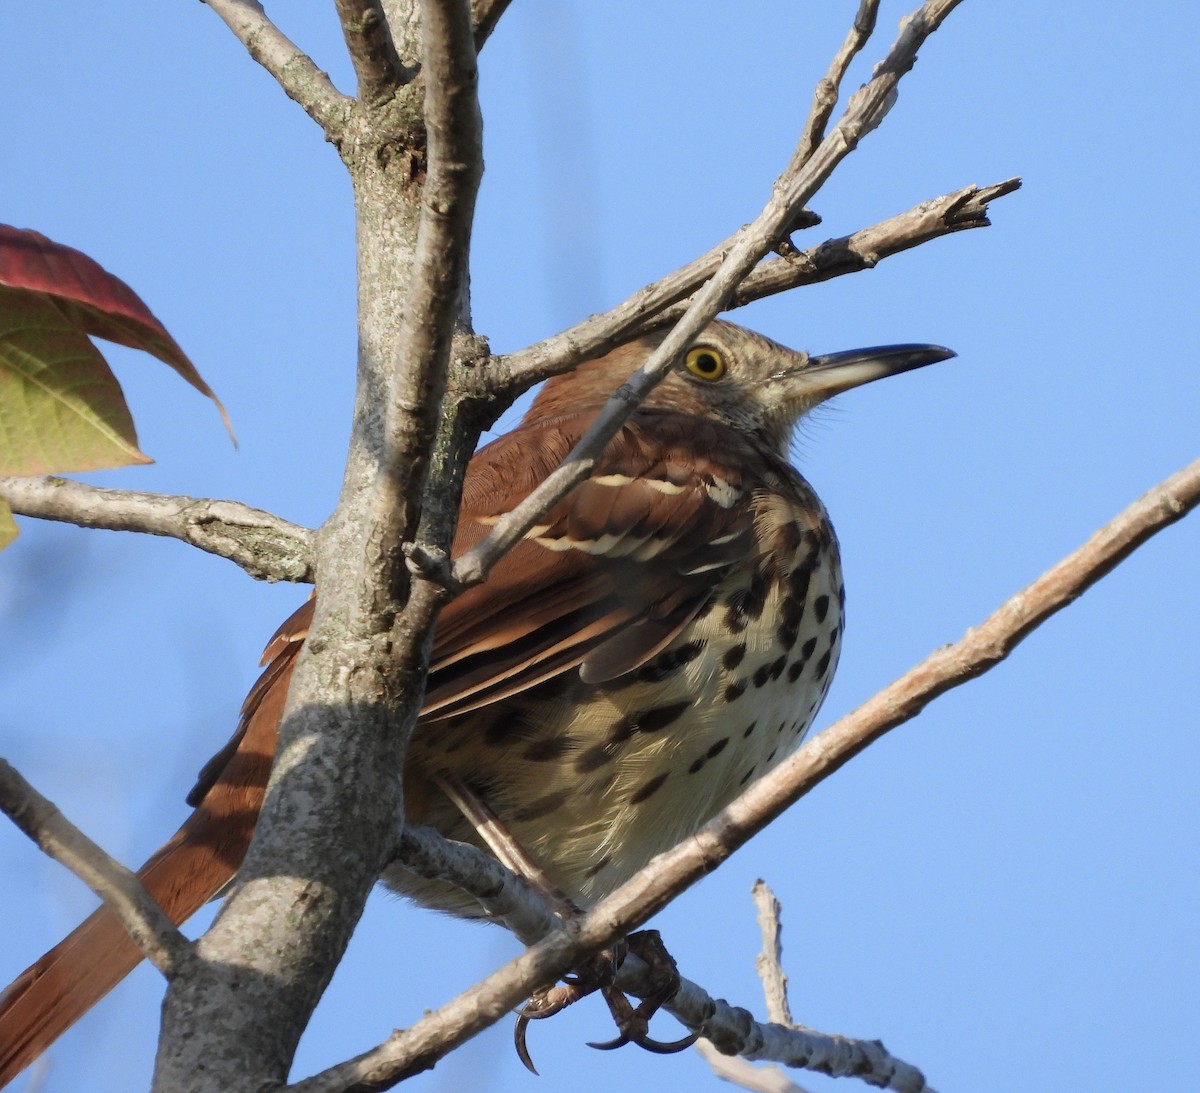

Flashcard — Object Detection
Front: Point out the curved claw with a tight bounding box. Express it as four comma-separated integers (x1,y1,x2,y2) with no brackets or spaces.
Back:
587,1027,700,1055
586,1033,630,1052
513,1014,539,1075
637,1028,702,1055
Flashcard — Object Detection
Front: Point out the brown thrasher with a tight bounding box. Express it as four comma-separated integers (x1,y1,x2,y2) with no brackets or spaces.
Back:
0,320,952,1085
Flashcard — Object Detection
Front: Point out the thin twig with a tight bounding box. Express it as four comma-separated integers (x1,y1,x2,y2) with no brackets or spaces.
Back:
796,0,881,166
203,0,353,135
335,0,410,101
0,760,191,978
453,0,969,591
752,880,794,1027
471,0,514,50
695,1040,815,1093
0,476,315,583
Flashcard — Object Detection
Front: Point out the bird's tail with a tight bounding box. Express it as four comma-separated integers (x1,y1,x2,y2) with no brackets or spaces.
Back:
0,623,297,1088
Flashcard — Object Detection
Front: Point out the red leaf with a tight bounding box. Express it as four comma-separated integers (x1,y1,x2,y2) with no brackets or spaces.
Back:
0,225,232,440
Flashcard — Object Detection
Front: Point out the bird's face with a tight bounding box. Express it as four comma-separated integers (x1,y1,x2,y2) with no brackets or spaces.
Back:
641,320,956,453
528,319,955,455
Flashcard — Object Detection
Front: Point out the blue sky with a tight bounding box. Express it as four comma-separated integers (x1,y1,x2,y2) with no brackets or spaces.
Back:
1,2,1197,1091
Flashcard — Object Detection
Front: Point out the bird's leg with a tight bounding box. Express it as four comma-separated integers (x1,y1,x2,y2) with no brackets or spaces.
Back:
434,776,696,1070
433,774,574,910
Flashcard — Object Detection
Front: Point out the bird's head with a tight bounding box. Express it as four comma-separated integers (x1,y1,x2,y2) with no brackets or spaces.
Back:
531,319,955,454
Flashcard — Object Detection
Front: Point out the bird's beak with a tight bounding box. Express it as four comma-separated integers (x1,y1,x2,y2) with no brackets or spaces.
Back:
789,343,956,400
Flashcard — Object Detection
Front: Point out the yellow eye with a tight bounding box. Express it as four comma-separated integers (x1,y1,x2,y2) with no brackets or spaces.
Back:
684,346,726,381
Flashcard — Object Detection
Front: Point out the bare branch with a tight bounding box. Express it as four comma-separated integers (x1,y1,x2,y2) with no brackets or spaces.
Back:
392,828,924,1092
203,0,352,135
714,178,1021,317
335,0,410,102
364,0,483,614
0,476,315,583
287,891,933,1093
471,0,514,50
0,760,191,979
453,0,969,590
752,881,793,1027
796,0,881,165
392,824,559,945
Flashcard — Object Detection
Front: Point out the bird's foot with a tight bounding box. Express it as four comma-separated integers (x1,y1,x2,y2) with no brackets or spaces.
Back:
513,930,697,1073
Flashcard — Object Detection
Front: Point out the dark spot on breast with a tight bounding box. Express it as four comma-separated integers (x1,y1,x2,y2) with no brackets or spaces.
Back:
636,701,690,733
776,520,803,554
814,594,830,623
706,737,729,759
776,720,787,735
723,607,749,635
766,747,778,763
754,657,791,687
789,565,812,604
838,582,847,609
484,715,513,747
523,735,572,762
814,648,832,680
828,624,840,645
584,854,612,879
743,721,758,738
629,771,669,804
637,640,705,683
688,755,707,774
574,743,616,774
726,569,769,625
738,767,756,787
800,635,818,660
722,642,747,671
512,790,568,822
776,598,804,650
724,679,747,703
786,661,804,683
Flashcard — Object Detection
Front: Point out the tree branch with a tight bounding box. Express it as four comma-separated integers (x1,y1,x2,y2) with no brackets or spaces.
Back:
364,0,483,616
0,475,315,583
796,0,881,166
203,0,353,135
153,5,485,1087
452,0,969,591
752,881,793,1027
335,0,411,102
471,0,513,50
0,760,191,979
